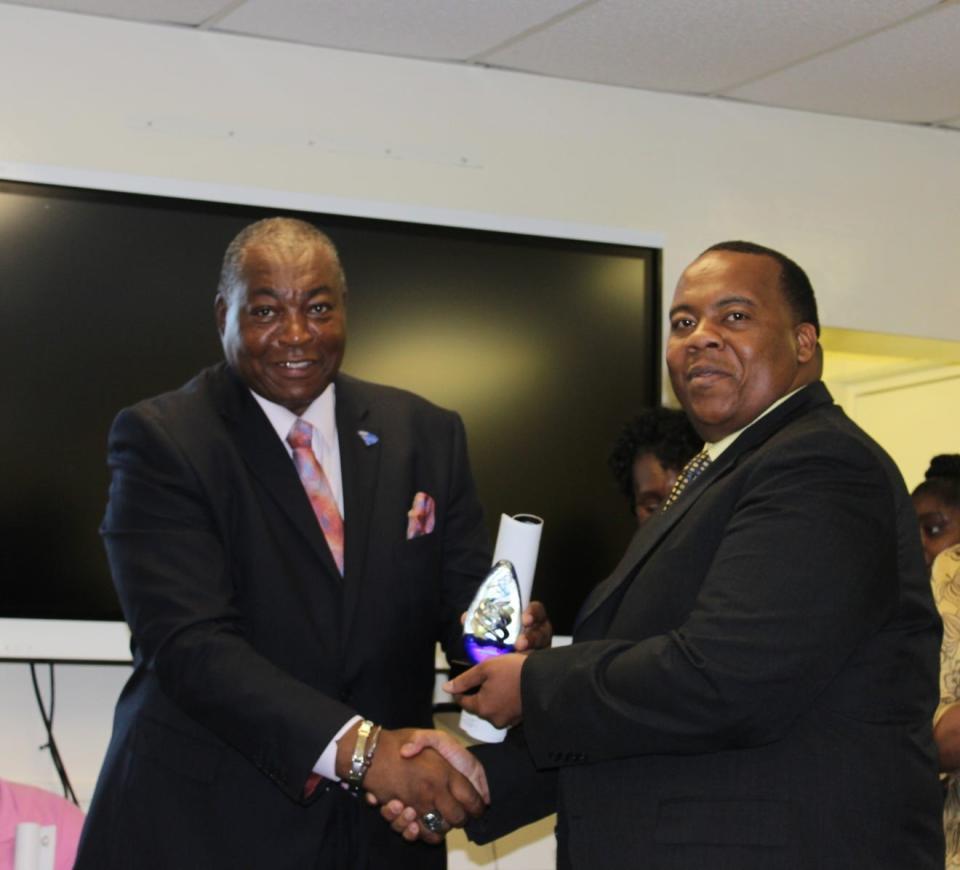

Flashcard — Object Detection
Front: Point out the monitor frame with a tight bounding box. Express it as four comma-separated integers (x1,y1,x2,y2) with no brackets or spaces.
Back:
0,159,663,664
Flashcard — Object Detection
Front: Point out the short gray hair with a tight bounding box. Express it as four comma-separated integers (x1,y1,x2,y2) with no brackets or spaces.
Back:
217,217,347,301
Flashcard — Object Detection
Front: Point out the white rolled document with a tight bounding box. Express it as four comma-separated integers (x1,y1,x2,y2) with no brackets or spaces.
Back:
492,513,542,610
460,512,543,743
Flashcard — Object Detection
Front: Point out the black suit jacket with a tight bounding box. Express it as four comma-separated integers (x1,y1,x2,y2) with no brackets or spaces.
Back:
471,383,943,869
76,364,489,870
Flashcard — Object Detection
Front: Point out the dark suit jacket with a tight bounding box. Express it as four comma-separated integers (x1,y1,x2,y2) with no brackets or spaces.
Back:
76,363,489,870
470,382,943,869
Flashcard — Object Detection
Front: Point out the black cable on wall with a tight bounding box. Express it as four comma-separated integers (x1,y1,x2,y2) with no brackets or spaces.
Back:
29,663,79,806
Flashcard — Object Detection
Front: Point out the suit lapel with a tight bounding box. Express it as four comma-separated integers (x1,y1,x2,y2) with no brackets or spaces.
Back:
215,365,342,578
574,456,730,635
575,382,833,636
335,376,381,642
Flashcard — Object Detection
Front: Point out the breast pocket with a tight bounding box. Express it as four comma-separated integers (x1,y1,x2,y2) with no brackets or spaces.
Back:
395,530,440,566
391,533,444,620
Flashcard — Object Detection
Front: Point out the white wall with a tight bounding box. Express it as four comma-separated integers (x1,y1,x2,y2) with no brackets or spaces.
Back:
2,4,958,339
2,0,959,843
0,662,128,803
838,366,960,491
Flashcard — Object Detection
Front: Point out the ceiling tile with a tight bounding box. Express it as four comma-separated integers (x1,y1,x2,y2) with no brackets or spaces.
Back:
480,0,937,94
212,0,585,60
724,3,960,123
2,0,233,25
1,0,957,130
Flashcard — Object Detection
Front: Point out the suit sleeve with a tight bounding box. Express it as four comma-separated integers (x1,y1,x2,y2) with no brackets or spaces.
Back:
465,726,558,844
102,406,355,802
520,431,901,767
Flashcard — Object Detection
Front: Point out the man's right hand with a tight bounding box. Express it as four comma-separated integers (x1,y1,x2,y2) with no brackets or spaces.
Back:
338,726,486,844
371,729,488,843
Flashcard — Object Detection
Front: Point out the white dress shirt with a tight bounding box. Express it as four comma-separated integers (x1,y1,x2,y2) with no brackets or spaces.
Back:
250,384,359,780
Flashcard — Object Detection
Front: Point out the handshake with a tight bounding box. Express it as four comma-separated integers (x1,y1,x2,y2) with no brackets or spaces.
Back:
348,724,489,845
343,601,551,845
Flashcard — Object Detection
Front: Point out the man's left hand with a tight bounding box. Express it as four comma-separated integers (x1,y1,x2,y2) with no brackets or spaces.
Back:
444,653,526,729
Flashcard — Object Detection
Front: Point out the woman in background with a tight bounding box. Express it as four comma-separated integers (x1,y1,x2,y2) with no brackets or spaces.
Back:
608,407,700,528
915,456,960,867
913,454,960,568
931,545,960,868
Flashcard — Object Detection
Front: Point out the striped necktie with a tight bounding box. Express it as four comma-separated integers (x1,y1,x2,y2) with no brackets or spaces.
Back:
661,449,711,513
287,418,344,575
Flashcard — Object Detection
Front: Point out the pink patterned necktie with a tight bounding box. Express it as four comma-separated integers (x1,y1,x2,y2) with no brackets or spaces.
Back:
287,418,344,575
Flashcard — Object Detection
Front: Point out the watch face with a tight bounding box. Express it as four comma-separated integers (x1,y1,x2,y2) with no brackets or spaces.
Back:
463,560,522,664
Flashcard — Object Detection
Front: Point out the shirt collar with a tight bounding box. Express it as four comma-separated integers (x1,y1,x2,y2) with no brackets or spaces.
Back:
703,386,805,462
250,382,338,451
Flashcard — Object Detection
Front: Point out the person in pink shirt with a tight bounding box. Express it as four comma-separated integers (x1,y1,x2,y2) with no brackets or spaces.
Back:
0,778,84,870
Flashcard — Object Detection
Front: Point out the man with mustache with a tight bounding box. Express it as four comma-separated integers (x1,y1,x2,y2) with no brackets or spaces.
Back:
389,241,944,868
76,217,555,869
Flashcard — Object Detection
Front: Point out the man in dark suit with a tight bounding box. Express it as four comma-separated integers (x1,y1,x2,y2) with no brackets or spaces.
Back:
388,241,944,868
76,217,528,869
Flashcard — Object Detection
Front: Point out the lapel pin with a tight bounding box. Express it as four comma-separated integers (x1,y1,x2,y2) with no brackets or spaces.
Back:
357,430,379,447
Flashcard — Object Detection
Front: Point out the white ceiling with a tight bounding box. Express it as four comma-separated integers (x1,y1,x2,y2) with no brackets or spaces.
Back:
7,0,960,130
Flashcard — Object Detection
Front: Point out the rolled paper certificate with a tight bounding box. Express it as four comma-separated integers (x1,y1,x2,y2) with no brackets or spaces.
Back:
460,513,543,743
492,513,542,610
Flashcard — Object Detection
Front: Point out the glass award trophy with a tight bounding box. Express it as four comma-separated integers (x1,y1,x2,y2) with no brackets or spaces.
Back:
453,514,542,740
462,559,523,664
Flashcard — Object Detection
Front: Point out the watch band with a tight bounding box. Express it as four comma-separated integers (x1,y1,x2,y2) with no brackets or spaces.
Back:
346,719,380,789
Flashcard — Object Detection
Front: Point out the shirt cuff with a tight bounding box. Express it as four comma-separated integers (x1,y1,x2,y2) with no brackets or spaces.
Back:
313,715,363,780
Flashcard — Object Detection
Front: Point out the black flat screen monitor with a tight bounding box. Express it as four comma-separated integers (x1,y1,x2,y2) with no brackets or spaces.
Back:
0,176,660,659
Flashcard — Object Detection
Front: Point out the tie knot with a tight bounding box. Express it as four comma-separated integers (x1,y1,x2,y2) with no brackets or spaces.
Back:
287,418,315,450
661,448,711,513
685,449,711,477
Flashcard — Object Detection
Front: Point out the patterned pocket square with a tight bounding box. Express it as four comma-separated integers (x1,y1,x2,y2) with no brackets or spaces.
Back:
406,491,436,539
